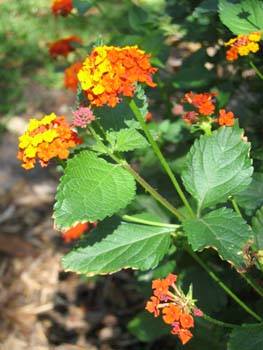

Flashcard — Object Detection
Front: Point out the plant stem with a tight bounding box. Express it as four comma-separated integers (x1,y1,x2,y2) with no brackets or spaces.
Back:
231,198,242,216
129,99,195,218
250,60,263,80
187,248,262,322
89,126,184,221
241,273,263,298
203,314,239,328
122,214,180,229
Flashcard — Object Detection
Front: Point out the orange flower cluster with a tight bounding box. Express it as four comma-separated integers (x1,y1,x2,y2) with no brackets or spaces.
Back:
183,92,216,116
181,91,235,127
145,274,203,345
77,45,157,107
64,61,83,91
62,222,97,242
49,36,82,58
52,0,73,16
225,32,261,61
17,113,81,169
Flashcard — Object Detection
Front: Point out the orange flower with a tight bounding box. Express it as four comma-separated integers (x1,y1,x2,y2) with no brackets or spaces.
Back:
77,45,157,107
62,222,89,242
180,313,194,329
162,304,181,324
145,296,160,317
225,32,261,61
49,36,82,58
183,92,216,116
52,0,73,16
64,61,83,91
218,109,235,126
152,279,170,300
178,329,193,345
164,273,177,285
17,113,81,169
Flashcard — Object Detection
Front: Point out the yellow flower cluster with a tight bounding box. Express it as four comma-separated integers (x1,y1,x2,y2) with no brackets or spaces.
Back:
225,32,261,61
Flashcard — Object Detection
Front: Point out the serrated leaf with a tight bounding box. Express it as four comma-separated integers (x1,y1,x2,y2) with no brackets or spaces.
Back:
219,0,263,35
54,151,136,230
228,323,263,350
235,173,263,213
128,311,169,342
182,126,253,211
183,208,252,269
107,128,148,152
62,222,172,275
252,206,263,250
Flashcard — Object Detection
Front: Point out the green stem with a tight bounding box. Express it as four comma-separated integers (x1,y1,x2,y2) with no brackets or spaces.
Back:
89,126,184,222
187,248,262,322
203,314,239,328
250,60,263,80
231,198,242,217
129,99,195,218
241,273,263,298
122,214,180,229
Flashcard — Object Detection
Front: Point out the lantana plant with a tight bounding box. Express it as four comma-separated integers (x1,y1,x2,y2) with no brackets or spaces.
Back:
16,0,263,347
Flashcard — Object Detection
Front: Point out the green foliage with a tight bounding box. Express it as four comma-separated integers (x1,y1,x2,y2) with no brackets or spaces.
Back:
219,0,263,34
252,206,263,250
183,208,252,269
72,0,93,15
54,151,136,230
235,173,263,214
128,311,169,342
106,128,148,152
228,324,263,350
182,126,253,211
62,222,173,275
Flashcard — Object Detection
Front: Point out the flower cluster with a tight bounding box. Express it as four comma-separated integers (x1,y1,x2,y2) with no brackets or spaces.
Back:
62,222,97,242
49,36,82,58
181,92,235,128
52,0,73,16
145,274,203,345
17,113,81,169
225,32,261,61
64,61,83,91
77,45,157,107
72,107,95,128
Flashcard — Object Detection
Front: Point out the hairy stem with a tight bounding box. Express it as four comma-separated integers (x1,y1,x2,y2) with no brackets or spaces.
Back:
250,60,263,80
129,99,195,218
187,248,262,322
203,314,239,328
122,214,180,229
231,198,242,217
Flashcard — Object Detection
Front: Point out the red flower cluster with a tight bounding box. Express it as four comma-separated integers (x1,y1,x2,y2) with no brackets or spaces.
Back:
62,222,97,242
78,45,157,107
64,61,83,91
145,274,203,345
49,36,82,58
181,91,235,128
52,0,73,16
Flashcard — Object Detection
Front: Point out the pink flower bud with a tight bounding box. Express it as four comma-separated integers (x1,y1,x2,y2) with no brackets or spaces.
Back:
193,308,203,317
73,107,95,128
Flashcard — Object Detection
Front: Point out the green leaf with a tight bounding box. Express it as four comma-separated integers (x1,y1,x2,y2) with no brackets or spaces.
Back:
128,311,169,342
252,206,263,250
235,173,263,213
54,151,136,230
72,0,92,15
183,208,252,269
182,126,253,211
228,324,263,350
219,0,263,35
62,222,172,275
106,128,148,152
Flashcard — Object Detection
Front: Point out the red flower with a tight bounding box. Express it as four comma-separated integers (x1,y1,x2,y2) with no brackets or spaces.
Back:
52,0,73,16
62,222,89,242
49,36,82,58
